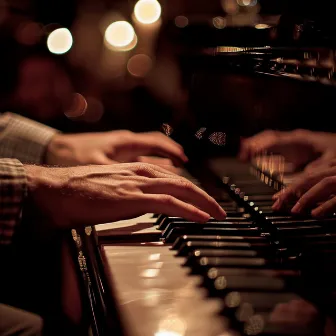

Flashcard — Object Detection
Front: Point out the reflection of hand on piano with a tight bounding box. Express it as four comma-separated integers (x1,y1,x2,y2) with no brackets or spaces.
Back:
272,167,336,217
304,152,336,173
25,162,226,229
270,299,322,333
239,129,336,173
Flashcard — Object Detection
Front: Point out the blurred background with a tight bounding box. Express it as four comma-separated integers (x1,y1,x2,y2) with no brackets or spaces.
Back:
0,0,335,157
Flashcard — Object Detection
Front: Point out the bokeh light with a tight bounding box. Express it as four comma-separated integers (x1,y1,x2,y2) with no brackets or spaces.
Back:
174,16,188,28
16,21,43,46
104,21,137,51
255,23,270,29
64,93,87,119
221,0,239,14
134,0,161,24
83,97,105,122
47,28,73,55
237,0,257,6
213,17,226,29
127,54,153,77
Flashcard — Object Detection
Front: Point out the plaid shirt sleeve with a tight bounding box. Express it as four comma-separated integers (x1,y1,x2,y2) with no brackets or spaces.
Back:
0,159,27,246
0,112,58,164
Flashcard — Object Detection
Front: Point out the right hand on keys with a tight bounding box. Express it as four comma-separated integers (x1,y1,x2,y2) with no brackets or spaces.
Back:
25,163,226,228
239,129,336,172
272,166,336,217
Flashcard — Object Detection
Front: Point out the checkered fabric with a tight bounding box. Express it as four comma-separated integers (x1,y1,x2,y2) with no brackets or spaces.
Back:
0,159,27,245
0,112,58,164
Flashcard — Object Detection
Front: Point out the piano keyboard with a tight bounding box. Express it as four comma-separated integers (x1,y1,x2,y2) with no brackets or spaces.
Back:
73,158,336,336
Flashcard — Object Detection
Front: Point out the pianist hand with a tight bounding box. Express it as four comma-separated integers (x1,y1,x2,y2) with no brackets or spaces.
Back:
25,162,226,228
272,166,336,217
239,129,336,171
46,130,188,170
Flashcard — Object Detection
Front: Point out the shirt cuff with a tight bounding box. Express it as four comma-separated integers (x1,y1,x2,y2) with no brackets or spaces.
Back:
0,159,27,246
0,112,59,164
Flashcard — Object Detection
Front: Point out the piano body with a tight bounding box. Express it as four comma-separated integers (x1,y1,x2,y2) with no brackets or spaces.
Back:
70,2,336,335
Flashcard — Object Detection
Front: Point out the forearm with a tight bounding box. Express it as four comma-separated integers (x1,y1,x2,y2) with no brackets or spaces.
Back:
0,159,27,246
0,112,58,164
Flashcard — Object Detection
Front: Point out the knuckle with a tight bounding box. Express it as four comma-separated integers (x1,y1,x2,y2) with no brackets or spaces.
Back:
160,194,175,205
113,130,133,138
264,130,277,137
177,179,194,191
134,163,154,175
115,181,138,195
292,128,308,137
279,187,295,199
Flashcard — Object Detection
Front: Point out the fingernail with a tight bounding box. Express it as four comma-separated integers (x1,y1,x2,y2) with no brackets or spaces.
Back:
219,210,227,219
291,202,302,214
198,213,211,223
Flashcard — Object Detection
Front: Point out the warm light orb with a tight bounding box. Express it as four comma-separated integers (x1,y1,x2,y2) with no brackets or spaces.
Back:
127,54,152,77
105,21,135,48
237,0,257,6
255,23,270,29
47,28,73,54
174,16,188,28
134,0,161,24
213,16,226,29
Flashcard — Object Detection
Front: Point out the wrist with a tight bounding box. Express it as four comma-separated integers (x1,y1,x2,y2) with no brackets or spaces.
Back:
24,165,69,230
23,165,68,236
25,164,67,193
45,134,75,166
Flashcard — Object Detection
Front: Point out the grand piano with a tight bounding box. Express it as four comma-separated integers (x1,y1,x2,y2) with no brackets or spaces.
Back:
70,1,336,335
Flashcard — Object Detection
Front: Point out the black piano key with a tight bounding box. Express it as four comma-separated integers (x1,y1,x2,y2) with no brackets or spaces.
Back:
222,291,301,314
265,216,313,221
185,249,262,262
244,195,275,201
177,241,271,256
189,256,298,273
185,249,273,267
242,310,321,336
205,275,286,293
171,235,268,250
271,218,336,226
157,216,250,230
163,226,262,243
206,267,300,279
258,209,292,216
162,221,255,235
236,189,275,196
284,236,336,249
275,226,325,236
